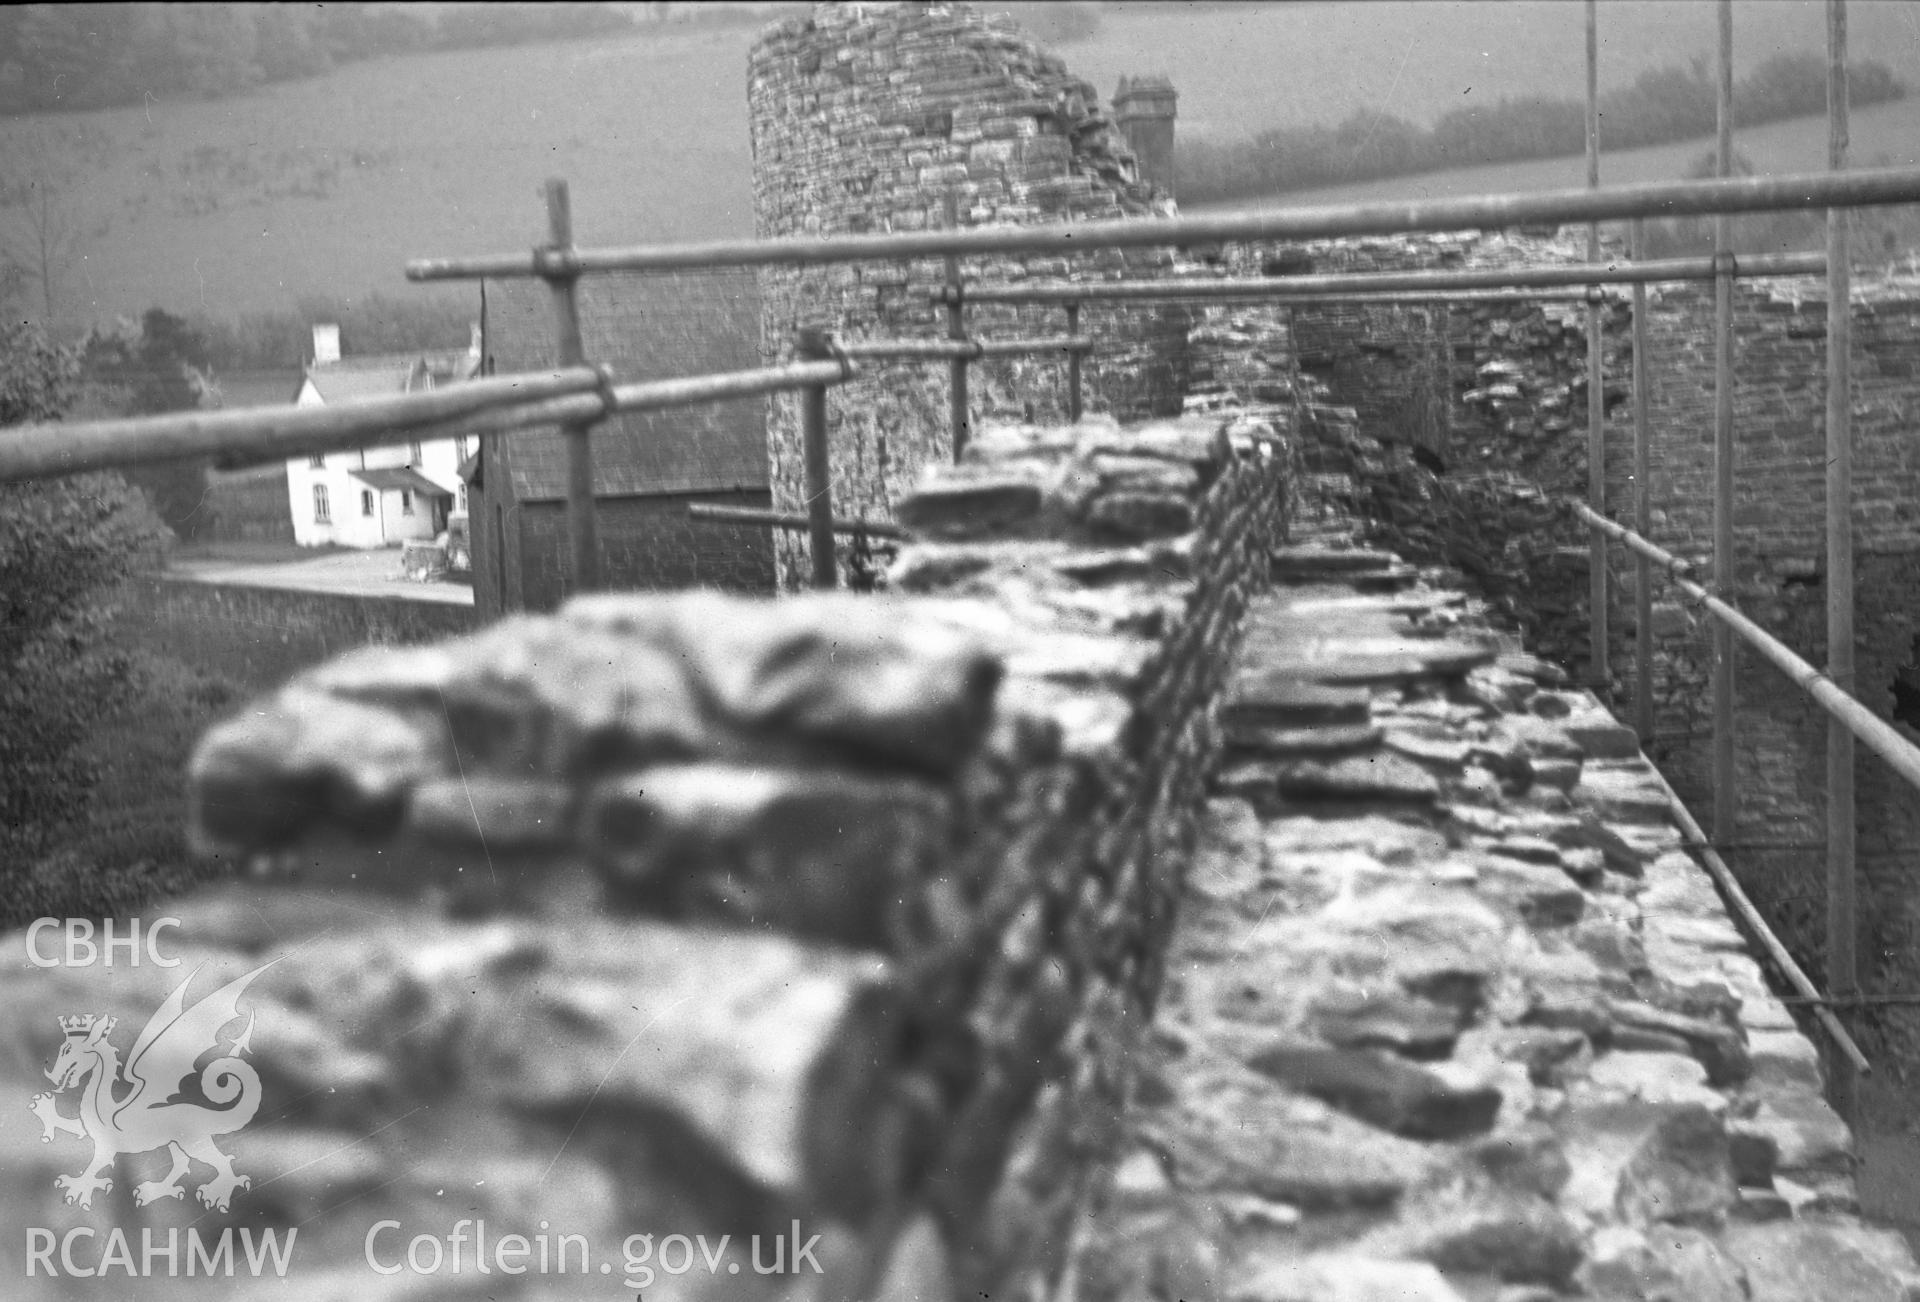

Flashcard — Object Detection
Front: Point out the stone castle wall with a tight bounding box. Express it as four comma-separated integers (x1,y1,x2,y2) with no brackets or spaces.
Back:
9,5,1920,1294
1261,234,1920,1064
1,408,1288,1299
749,1,1189,587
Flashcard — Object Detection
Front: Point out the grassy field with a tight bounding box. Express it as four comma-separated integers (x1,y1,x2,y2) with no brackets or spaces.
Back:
0,21,762,331
5,1,1920,333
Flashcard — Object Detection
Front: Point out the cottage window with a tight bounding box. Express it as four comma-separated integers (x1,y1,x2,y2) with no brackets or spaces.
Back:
309,454,325,469
401,490,414,516
361,490,375,517
313,485,331,523
458,486,468,513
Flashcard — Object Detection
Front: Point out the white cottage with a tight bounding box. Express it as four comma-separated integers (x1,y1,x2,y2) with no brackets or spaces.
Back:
285,324,479,549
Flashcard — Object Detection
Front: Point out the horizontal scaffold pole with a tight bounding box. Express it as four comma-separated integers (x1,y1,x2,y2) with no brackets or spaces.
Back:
0,368,605,484
834,334,1094,360
946,252,1827,304
1644,761,1871,1074
1233,288,1601,306
0,360,854,484
686,503,907,538
1569,501,1920,797
406,167,1920,279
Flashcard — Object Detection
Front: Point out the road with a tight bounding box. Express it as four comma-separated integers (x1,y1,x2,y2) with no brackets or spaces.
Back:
167,547,475,606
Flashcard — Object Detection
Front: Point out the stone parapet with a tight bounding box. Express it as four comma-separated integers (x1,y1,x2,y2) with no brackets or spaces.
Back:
0,410,1288,1300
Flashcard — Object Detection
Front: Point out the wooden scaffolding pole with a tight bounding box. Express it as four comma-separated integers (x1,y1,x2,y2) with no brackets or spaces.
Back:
1586,0,1608,694
1825,0,1859,1122
1711,0,1737,842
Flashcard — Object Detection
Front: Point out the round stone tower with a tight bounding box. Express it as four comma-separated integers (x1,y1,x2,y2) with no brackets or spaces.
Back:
748,0,1188,585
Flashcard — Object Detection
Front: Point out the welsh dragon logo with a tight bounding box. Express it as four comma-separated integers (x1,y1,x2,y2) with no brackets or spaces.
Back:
29,962,271,1213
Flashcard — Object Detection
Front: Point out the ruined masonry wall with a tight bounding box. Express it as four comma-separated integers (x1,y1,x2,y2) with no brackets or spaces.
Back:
750,1,1189,587
0,408,1287,1300
1079,492,1920,1302
1265,233,1920,1076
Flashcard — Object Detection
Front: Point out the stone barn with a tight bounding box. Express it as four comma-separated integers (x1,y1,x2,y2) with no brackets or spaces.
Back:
470,269,775,614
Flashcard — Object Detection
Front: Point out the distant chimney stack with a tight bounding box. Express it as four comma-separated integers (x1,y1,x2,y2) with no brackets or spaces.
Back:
312,323,341,366
1113,74,1178,201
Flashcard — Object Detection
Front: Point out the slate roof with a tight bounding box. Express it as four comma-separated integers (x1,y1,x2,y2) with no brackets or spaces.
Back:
481,271,766,500
304,361,425,405
215,369,304,410
301,347,479,406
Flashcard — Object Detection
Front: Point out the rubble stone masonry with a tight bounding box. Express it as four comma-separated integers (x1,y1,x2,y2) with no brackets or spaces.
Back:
750,1,1189,587
1265,232,1920,1075
0,409,1287,1299
2,6,1915,1298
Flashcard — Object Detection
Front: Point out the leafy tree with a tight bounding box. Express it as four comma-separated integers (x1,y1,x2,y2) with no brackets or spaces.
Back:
190,290,477,372
0,134,108,329
80,309,218,538
0,320,167,869
1644,146,1823,257
434,3,631,51
317,3,435,64
252,4,332,82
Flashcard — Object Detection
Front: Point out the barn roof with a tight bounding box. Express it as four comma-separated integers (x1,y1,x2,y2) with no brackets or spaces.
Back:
481,271,767,500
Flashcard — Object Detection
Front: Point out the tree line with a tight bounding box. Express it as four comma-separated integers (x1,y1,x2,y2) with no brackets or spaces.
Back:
0,3,664,117
1180,53,1904,205
189,291,478,375
0,318,243,922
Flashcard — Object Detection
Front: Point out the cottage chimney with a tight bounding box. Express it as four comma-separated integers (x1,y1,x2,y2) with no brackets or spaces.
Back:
1113,74,1178,201
312,323,341,366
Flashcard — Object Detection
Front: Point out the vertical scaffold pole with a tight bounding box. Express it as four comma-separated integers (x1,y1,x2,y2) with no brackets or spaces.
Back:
797,325,837,590
1632,218,1654,743
1065,302,1084,421
1585,0,1608,696
1711,0,1738,842
945,191,970,460
543,179,601,593
1825,0,1859,1122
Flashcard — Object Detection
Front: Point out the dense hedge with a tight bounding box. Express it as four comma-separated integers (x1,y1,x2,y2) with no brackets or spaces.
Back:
0,320,243,924
1183,54,1903,204
0,322,165,866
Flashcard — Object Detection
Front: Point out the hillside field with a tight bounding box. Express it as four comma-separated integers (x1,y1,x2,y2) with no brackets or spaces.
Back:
0,21,762,332
6,1,1920,333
